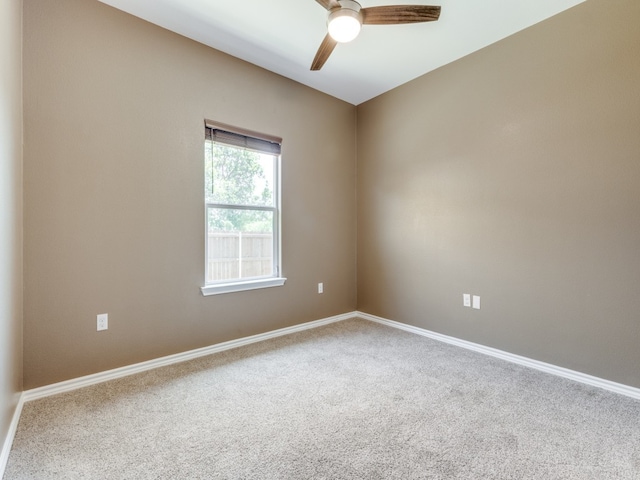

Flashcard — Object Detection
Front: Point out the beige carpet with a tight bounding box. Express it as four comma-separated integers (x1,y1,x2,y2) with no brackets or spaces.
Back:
5,318,640,479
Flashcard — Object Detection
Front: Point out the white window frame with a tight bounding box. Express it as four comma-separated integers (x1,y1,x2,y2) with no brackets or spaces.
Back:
201,122,286,296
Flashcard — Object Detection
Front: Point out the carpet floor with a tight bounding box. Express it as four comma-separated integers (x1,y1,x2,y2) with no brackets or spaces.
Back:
4,318,640,479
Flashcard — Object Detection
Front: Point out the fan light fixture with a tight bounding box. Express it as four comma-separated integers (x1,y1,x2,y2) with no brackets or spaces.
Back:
328,1,363,43
311,0,441,71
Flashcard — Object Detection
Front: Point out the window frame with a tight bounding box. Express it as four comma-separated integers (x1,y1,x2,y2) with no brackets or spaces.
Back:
200,121,286,296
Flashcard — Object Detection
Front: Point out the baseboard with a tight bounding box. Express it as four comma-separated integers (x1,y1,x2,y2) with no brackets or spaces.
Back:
0,392,24,479
13,309,640,459
357,311,640,401
23,312,356,402
22,310,640,402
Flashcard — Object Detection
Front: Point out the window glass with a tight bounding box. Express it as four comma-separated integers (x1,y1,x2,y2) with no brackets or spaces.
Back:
205,144,275,207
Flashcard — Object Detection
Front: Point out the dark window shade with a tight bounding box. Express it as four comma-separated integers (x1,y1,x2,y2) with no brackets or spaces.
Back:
205,127,281,155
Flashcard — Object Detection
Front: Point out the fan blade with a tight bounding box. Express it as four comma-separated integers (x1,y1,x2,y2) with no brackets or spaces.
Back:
311,34,338,71
315,0,340,10
361,5,441,24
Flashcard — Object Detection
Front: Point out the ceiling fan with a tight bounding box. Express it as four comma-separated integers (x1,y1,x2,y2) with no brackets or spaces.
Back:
311,0,441,71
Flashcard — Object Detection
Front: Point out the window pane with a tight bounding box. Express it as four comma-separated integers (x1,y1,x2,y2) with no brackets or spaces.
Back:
205,142,275,207
207,207,274,283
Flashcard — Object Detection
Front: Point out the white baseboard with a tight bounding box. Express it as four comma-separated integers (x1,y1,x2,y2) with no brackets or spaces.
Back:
4,309,639,474
20,310,640,403
357,311,640,401
23,312,356,402
0,392,24,479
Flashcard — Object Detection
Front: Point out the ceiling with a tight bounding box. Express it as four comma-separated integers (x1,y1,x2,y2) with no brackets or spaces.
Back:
98,0,585,105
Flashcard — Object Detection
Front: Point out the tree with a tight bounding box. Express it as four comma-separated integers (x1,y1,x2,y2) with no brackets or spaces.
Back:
205,143,273,233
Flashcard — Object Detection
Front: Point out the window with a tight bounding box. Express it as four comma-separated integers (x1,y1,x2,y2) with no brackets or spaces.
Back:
201,123,285,296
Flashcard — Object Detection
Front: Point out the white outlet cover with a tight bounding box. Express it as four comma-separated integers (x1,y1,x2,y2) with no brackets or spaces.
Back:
463,294,471,307
97,313,108,331
472,296,481,310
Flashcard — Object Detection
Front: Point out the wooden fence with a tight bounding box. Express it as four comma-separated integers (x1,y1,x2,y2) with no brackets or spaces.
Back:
207,232,273,282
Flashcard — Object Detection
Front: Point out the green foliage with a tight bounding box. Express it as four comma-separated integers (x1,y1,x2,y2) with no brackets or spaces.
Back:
205,143,274,233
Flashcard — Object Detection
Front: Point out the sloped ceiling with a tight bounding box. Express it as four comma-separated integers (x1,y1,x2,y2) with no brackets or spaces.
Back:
99,0,586,105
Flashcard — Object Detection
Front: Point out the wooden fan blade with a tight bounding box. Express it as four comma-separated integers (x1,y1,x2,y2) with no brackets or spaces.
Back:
311,34,338,71
361,5,441,24
315,0,340,10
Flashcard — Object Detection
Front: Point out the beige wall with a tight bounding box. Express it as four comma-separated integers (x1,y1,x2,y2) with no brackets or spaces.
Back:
23,0,356,388
21,0,640,392
357,0,640,387
0,0,23,454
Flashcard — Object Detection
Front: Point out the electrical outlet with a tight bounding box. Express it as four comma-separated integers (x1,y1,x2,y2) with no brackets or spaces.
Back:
318,283,324,294
472,296,481,310
463,294,471,307
97,313,108,331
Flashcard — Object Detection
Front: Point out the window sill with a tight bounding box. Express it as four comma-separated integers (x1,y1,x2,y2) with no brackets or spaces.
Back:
200,277,287,296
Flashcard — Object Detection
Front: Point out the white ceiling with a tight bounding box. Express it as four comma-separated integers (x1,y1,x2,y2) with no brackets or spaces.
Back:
99,0,585,105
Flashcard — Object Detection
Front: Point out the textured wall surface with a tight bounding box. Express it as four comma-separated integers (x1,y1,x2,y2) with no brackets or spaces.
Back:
0,0,23,458
21,0,640,392
23,0,356,388
357,0,640,387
